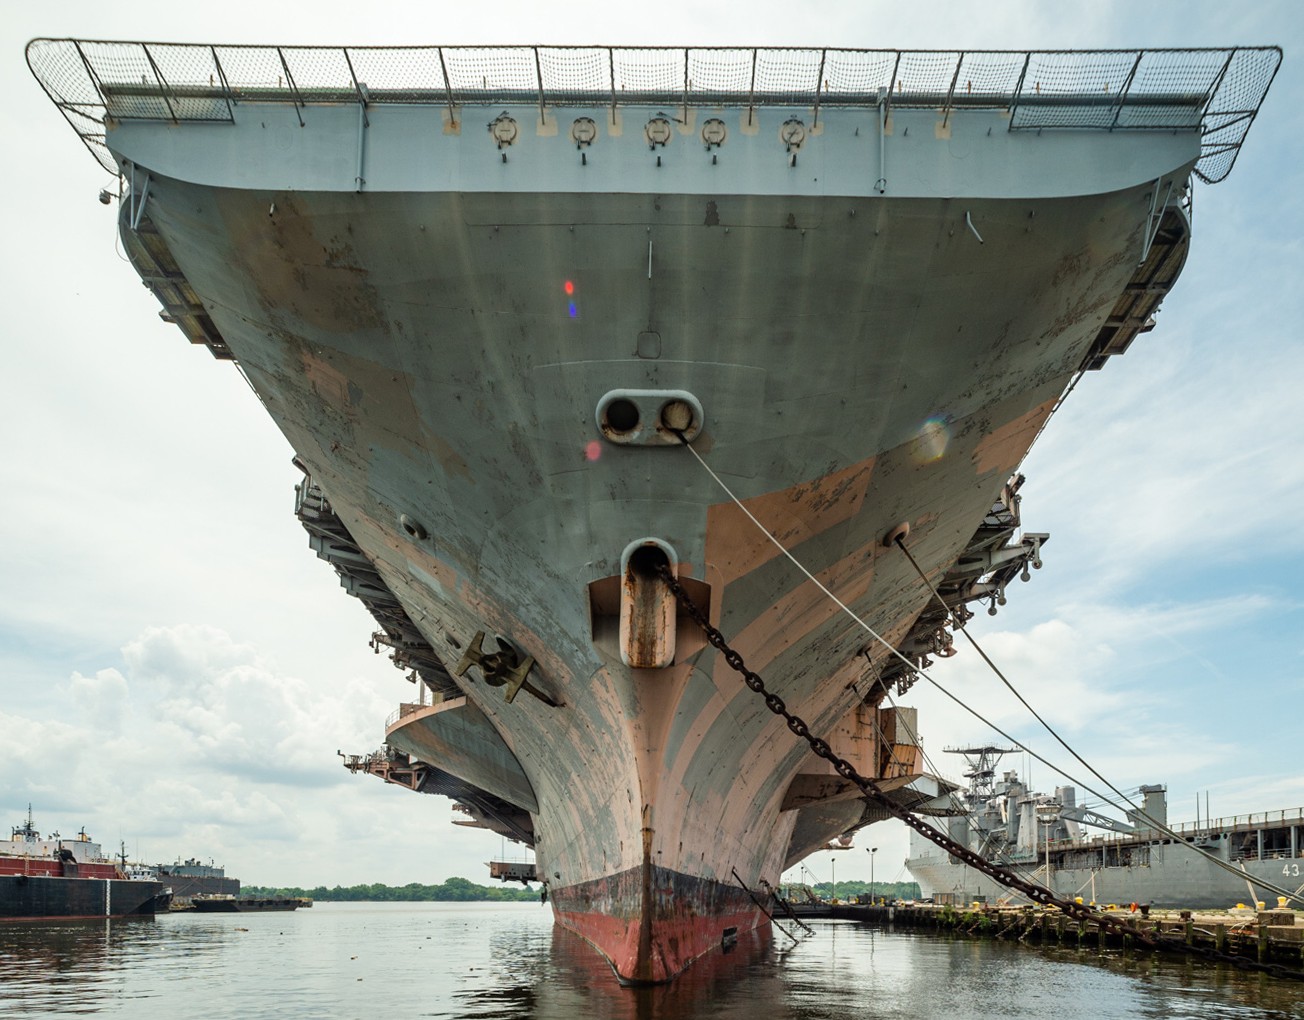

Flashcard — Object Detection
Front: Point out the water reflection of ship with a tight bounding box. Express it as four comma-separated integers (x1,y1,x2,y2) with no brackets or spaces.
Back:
0,915,166,1000
538,924,779,1020
447,912,780,1019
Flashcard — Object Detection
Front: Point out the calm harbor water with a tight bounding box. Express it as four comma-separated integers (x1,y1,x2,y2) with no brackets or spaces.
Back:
1,903,1301,1019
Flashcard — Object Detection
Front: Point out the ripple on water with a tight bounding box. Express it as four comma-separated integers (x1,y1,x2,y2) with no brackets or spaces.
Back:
1,907,1301,1019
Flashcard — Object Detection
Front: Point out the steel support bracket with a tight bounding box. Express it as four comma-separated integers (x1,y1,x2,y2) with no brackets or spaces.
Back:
1141,178,1175,265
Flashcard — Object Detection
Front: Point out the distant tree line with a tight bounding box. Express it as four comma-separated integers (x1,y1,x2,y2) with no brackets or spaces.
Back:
785,880,921,901
241,876,921,904
241,876,538,902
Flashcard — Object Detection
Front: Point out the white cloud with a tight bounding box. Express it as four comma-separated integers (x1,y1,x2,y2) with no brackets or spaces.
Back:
910,595,1263,738
893,590,1287,838
120,624,390,784
69,667,130,732
1023,312,1304,599
125,625,257,686
0,623,493,886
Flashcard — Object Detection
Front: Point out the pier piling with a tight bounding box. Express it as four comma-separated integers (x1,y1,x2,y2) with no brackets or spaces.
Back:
788,901,1303,975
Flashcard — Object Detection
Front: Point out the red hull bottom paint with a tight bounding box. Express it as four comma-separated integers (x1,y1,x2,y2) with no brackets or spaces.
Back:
550,864,770,984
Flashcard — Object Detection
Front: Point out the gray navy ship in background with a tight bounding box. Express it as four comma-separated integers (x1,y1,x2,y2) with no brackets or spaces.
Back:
29,40,1280,981
907,746,1304,909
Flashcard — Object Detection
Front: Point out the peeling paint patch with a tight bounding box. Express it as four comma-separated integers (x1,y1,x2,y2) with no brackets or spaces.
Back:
725,539,877,676
551,862,766,983
217,192,388,334
971,396,1056,476
300,351,354,414
429,433,474,483
705,456,875,586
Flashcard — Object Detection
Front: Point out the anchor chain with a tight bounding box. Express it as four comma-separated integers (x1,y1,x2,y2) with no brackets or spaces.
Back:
656,563,1304,980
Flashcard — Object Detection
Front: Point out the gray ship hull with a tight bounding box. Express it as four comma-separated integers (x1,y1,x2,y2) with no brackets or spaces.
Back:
907,845,1304,913
27,41,1280,982
123,171,1175,972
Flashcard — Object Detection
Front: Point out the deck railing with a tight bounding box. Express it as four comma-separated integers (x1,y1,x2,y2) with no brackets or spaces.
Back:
384,702,431,731
1056,808,1304,849
27,41,1280,184
1169,809,1304,836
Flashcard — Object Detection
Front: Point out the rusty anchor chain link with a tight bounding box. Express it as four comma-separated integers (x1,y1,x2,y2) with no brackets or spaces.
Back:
655,562,1304,980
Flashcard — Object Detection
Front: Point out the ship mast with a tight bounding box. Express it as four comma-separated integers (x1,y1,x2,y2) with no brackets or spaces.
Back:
13,803,39,841
944,745,1017,809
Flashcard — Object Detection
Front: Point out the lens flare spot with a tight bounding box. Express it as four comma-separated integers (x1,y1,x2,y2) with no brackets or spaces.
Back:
584,440,602,462
568,301,578,318
564,280,575,295
911,417,950,463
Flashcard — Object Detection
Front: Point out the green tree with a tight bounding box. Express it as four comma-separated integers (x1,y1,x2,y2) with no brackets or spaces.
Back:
240,878,539,902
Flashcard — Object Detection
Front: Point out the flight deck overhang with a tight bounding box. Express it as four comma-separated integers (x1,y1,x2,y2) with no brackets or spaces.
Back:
385,697,539,814
97,101,1205,202
28,42,1280,189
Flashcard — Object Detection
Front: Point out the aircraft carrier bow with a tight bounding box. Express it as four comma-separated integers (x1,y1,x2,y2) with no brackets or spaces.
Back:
29,41,1279,983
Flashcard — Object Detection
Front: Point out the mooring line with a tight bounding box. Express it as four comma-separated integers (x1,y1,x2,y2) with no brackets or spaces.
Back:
890,527,1303,907
671,429,1301,906
660,563,1304,980
665,434,1303,976
669,430,1130,813
732,867,802,944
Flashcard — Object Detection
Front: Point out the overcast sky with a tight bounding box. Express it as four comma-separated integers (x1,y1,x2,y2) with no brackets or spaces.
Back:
2,2,1299,894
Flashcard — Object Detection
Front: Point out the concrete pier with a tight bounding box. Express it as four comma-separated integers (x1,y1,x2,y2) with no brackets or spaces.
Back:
789,902,1304,970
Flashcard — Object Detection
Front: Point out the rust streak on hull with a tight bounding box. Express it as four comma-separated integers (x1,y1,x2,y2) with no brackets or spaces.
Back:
551,862,768,984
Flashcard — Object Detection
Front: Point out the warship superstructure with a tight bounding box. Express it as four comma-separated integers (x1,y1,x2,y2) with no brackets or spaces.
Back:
29,41,1278,982
907,747,1304,909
